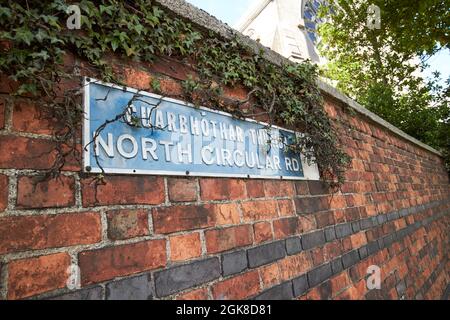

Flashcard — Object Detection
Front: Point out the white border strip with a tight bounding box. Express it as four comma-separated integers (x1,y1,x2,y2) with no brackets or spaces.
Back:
82,77,320,181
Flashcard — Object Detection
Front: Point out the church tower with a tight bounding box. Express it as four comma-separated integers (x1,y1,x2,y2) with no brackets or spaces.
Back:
234,0,322,63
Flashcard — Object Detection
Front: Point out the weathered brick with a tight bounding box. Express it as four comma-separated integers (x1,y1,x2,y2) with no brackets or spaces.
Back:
167,178,197,202
152,204,215,234
254,282,294,300
159,78,183,96
315,211,335,228
212,270,260,300
176,288,209,300
301,230,326,250
169,232,202,262
331,258,343,274
200,178,246,200
295,181,309,195
277,199,295,216
241,199,278,221
335,223,353,238
253,221,273,243
122,66,152,89
342,250,360,269
307,263,332,287
286,237,302,255
246,180,265,198
8,253,71,299
16,175,75,209
0,174,7,212
248,240,286,268
324,226,336,242
273,217,300,239
222,250,248,276
295,196,329,214
49,286,103,300
264,180,295,197
107,209,148,240
308,181,329,195
82,176,164,206
205,225,252,253
0,135,56,170
292,274,309,297
278,252,311,280
213,202,240,225
0,212,101,254
154,257,220,297
259,263,280,288
79,240,166,285
106,274,153,300
12,100,61,135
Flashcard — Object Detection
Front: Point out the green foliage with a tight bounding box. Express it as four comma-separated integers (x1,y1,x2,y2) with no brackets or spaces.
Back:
0,0,350,186
317,0,449,172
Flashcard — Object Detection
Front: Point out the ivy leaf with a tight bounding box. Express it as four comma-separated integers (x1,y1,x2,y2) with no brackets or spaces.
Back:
15,28,34,45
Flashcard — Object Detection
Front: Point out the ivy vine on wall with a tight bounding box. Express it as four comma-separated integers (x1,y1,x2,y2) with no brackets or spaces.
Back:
0,0,350,188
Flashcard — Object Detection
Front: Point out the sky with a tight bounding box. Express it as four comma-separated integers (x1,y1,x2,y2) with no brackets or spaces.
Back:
186,0,449,86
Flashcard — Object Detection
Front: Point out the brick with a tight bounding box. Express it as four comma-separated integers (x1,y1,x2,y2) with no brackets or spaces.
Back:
278,252,311,280
292,274,309,297
213,202,240,225
330,272,351,297
246,180,265,198
264,181,295,197
79,240,166,285
295,196,329,214
248,240,286,268
298,215,317,232
153,204,215,234
154,257,220,297
12,100,61,135
308,181,329,195
253,221,273,243
0,212,101,254
122,67,152,89
81,176,164,206
149,56,195,81
16,175,75,209
295,181,309,195
205,225,252,253
254,282,294,300
8,253,71,299
212,270,260,300
315,211,335,228
0,174,7,212
273,217,300,239
331,258,343,274
342,250,360,269
0,135,56,169
324,227,336,242
350,232,367,248
301,230,326,250
259,263,280,288
49,286,103,300
167,178,197,202
200,178,246,200
307,263,332,287
222,250,248,276
106,274,153,300
107,209,148,240
176,288,209,300
170,233,202,262
159,78,183,96
335,223,353,238
286,237,302,255
277,199,295,216
241,200,278,221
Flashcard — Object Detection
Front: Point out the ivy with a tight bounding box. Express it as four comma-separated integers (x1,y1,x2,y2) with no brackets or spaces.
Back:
0,0,350,187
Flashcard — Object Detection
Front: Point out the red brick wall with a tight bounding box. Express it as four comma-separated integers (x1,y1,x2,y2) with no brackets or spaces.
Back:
0,54,449,300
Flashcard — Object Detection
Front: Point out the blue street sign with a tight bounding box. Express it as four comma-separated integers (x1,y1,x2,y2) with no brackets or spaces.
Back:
83,78,320,180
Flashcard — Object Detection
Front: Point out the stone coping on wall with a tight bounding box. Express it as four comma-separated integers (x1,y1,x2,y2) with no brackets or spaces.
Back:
154,0,442,157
